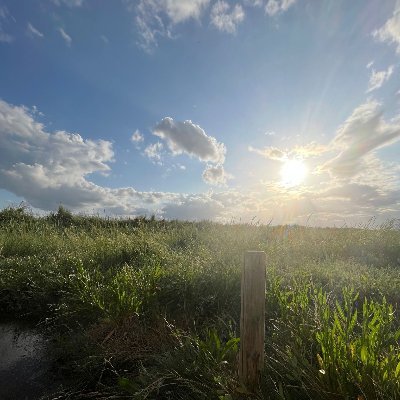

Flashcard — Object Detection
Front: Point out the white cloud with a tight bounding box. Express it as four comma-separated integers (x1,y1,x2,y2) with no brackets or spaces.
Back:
0,32,12,43
373,8,400,53
249,142,327,161
161,0,211,24
210,0,245,34
244,0,264,6
131,129,144,143
202,164,232,186
153,117,226,163
265,0,279,16
321,100,400,178
318,183,400,209
0,98,185,214
249,145,286,161
367,65,394,93
58,28,72,46
1,98,398,225
0,99,112,210
0,6,13,43
100,35,109,44
132,0,210,51
27,23,44,38
265,0,296,16
52,0,84,7
144,142,163,163
163,192,225,221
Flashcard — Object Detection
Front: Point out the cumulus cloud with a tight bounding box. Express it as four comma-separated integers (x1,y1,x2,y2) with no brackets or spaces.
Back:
131,129,144,143
210,0,245,34
58,28,72,46
1,98,398,225
0,98,183,213
132,0,210,50
321,100,400,178
0,115,113,180
367,65,394,93
265,0,296,16
153,117,226,163
202,164,232,186
373,8,400,53
27,23,44,38
163,193,225,220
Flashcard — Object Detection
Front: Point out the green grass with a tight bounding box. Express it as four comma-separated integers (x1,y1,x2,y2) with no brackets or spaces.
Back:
0,206,399,399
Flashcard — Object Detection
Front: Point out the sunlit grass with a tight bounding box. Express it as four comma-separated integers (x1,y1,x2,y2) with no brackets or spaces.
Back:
0,206,399,399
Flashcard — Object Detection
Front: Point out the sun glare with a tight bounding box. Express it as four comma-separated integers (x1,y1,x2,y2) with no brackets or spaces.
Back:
280,159,308,188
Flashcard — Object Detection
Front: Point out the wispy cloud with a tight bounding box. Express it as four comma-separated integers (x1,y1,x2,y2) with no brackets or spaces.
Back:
249,145,286,161
373,7,400,53
131,129,144,143
144,142,164,164
0,31,13,43
265,0,297,16
58,27,72,46
210,0,245,34
52,0,84,7
131,0,210,51
243,0,264,7
100,34,109,44
249,142,327,161
27,23,44,38
321,100,400,178
366,65,394,93
0,6,13,43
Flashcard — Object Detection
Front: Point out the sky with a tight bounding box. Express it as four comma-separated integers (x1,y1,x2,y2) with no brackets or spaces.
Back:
0,0,399,226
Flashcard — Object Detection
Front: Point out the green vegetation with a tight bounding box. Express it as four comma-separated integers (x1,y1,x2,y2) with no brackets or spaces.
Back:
1,205,399,399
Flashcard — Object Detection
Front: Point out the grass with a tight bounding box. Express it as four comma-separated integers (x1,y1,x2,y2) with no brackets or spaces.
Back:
0,205,399,399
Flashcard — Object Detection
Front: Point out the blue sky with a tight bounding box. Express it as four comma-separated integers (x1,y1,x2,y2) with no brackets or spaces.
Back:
0,0,400,226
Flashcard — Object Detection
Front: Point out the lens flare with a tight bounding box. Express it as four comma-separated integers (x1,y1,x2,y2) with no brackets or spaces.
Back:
280,159,308,187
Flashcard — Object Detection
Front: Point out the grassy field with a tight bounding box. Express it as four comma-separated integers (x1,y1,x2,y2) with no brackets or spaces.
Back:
0,206,399,399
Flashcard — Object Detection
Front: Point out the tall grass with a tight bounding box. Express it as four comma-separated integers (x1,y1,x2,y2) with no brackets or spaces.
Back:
0,206,399,399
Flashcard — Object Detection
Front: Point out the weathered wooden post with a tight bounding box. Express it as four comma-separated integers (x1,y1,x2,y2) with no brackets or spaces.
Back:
239,251,266,391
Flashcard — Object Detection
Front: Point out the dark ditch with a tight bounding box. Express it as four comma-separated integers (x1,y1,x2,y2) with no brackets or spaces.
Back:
0,321,62,399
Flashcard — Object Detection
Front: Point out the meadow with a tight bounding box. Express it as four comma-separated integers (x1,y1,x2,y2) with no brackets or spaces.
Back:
0,206,399,399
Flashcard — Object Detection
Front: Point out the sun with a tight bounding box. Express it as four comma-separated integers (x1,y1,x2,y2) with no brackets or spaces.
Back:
280,159,308,187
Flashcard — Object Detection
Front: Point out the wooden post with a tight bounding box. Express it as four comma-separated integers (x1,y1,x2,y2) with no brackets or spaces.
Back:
239,251,266,391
